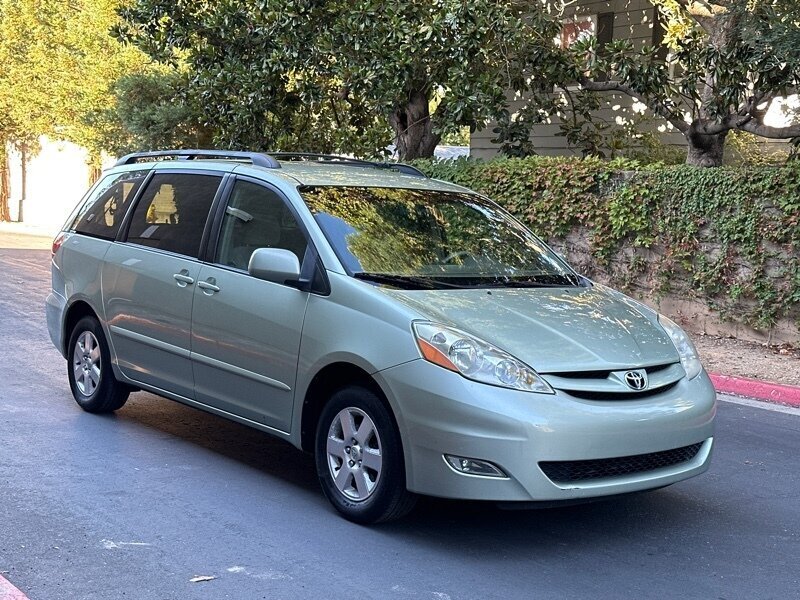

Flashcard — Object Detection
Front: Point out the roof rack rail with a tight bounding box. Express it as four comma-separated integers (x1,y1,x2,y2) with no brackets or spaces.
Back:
114,149,281,169
269,152,427,178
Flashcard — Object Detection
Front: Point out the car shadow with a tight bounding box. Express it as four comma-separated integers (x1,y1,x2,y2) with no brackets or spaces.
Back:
107,390,722,546
110,390,320,494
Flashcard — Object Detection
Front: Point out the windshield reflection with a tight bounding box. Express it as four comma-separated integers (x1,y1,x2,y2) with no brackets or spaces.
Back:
302,186,582,290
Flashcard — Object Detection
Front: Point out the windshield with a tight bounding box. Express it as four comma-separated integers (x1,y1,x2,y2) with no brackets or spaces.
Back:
302,186,583,290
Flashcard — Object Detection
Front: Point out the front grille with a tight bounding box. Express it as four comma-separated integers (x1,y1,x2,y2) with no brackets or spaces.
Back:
544,362,684,401
539,442,703,483
552,363,673,380
564,381,679,401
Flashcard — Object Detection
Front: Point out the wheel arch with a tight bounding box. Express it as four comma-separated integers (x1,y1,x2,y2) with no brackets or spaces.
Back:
299,362,403,455
62,300,100,356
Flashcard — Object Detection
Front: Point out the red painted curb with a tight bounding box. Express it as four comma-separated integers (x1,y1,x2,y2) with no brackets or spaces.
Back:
709,373,800,408
0,574,29,600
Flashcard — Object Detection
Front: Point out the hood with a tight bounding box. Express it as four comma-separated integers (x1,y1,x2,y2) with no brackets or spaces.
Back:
380,285,679,373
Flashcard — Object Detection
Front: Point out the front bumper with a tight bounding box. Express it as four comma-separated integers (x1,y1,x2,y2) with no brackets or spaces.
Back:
375,360,716,502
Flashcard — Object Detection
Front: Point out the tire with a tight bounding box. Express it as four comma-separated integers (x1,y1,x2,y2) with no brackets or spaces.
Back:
67,316,130,413
315,385,417,524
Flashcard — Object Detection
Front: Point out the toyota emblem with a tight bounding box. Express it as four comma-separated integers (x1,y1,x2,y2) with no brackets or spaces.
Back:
624,370,648,390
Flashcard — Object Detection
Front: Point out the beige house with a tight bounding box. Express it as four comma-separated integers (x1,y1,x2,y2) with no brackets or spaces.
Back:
470,0,793,160
471,0,679,159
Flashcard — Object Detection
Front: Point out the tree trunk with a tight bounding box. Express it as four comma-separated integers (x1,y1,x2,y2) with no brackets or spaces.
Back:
685,125,727,168
87,153,103,186
0,148,10,222
388,90,440,161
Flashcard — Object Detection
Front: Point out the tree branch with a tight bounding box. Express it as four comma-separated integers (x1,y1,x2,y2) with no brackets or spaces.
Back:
739,121,800,139
693,113,751,135
693,111,800,139
578,76,689,133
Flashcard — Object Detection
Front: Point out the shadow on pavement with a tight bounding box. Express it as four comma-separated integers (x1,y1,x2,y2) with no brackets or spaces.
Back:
106,390,726,549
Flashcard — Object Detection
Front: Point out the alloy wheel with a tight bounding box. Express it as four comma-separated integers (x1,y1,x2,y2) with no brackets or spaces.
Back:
326,407,383,501
72,330,101,396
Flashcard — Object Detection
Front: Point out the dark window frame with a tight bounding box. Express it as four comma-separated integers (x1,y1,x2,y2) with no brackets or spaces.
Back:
208,175,314,271
119,169,228,260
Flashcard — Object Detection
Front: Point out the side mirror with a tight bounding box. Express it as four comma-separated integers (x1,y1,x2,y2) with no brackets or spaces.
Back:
248,248,301,286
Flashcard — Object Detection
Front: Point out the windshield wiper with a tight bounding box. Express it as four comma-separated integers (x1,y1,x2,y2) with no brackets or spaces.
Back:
491,275,578,288
353,272,463,290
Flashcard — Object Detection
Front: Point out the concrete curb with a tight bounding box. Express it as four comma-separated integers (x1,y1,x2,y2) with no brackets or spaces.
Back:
0,574,29,600
709,372,800,408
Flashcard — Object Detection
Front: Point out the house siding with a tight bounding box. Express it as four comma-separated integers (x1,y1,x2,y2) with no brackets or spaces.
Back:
471,0,685,159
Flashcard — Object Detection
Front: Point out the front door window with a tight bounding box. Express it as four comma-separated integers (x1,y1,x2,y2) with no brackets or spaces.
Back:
215,180,308,271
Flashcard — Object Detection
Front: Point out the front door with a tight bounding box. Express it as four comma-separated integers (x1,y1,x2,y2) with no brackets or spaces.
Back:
190,178,310,432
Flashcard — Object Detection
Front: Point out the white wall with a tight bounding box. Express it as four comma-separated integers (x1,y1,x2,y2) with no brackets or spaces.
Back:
7,137,108,235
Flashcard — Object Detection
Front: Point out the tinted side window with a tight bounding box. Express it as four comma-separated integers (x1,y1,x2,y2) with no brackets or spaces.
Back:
215,180,308,270
70,170,148,240
127,173,222,258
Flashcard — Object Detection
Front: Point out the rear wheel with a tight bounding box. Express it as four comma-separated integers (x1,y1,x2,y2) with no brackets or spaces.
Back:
315,385,417,524
67,316,130,413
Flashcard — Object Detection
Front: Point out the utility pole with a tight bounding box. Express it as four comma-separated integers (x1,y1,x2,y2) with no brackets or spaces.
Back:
0,149,10,222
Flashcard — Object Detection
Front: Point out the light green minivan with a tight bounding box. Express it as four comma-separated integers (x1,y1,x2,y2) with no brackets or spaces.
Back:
47,150,716,523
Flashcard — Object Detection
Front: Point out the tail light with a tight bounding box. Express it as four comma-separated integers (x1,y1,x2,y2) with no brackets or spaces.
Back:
52,232,68,256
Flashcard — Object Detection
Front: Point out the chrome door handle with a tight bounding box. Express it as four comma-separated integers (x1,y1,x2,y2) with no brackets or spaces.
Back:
173,272,195,287
198,280,220,294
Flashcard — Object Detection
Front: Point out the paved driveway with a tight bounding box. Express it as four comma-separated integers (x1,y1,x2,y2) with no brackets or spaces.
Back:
1,240,797,600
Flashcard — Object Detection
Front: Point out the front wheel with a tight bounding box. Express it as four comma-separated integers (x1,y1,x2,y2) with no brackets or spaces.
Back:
315,386,417,524
67,316,130,413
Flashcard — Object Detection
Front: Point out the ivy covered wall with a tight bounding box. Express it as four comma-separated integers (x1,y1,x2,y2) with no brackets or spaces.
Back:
413,157,800,341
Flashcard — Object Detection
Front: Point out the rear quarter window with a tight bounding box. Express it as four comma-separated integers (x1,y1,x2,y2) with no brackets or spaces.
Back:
70,170,149,240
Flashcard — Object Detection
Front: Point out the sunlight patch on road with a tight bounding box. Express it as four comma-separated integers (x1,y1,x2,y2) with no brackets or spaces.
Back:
100,539,152,549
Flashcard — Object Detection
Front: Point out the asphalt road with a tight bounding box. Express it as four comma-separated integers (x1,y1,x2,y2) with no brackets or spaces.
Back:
1,246,798,600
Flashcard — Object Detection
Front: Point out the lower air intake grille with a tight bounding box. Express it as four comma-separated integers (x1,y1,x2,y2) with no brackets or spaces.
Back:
539,442,703,483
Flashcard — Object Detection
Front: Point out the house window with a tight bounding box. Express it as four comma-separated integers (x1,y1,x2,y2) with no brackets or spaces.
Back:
559,15,597,48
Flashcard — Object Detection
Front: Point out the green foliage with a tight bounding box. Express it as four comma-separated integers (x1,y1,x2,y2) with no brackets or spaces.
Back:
725,131,789,166
494,1,800,167
91,71,214,155
414,156,800,332
0,0,148,155
0,0,151,218
116,0,555,159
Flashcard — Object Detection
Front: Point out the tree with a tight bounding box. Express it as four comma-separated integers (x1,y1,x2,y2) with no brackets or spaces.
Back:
499,0,800,167
91,71,214,156
304,1,553,160
116,0,556,160
0,0,148,220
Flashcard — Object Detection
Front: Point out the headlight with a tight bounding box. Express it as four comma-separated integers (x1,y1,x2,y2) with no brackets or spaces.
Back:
412,322,554,393
658,315,702,380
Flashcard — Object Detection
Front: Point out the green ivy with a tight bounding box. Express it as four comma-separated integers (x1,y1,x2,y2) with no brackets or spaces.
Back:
413,156,800,334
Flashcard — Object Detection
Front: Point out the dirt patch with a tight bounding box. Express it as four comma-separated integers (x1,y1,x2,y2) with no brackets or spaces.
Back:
692,332,800,387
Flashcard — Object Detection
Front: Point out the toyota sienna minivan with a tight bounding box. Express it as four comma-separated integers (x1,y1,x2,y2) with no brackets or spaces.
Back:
47,150,716,523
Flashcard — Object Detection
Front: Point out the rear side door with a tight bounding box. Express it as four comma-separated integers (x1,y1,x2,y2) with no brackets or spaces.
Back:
103,171,224,398
190,177,311,432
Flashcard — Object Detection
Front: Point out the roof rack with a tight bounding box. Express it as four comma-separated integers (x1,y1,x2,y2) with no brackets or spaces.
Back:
114,149,280,169
269,152,427,178
113,149,428,178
